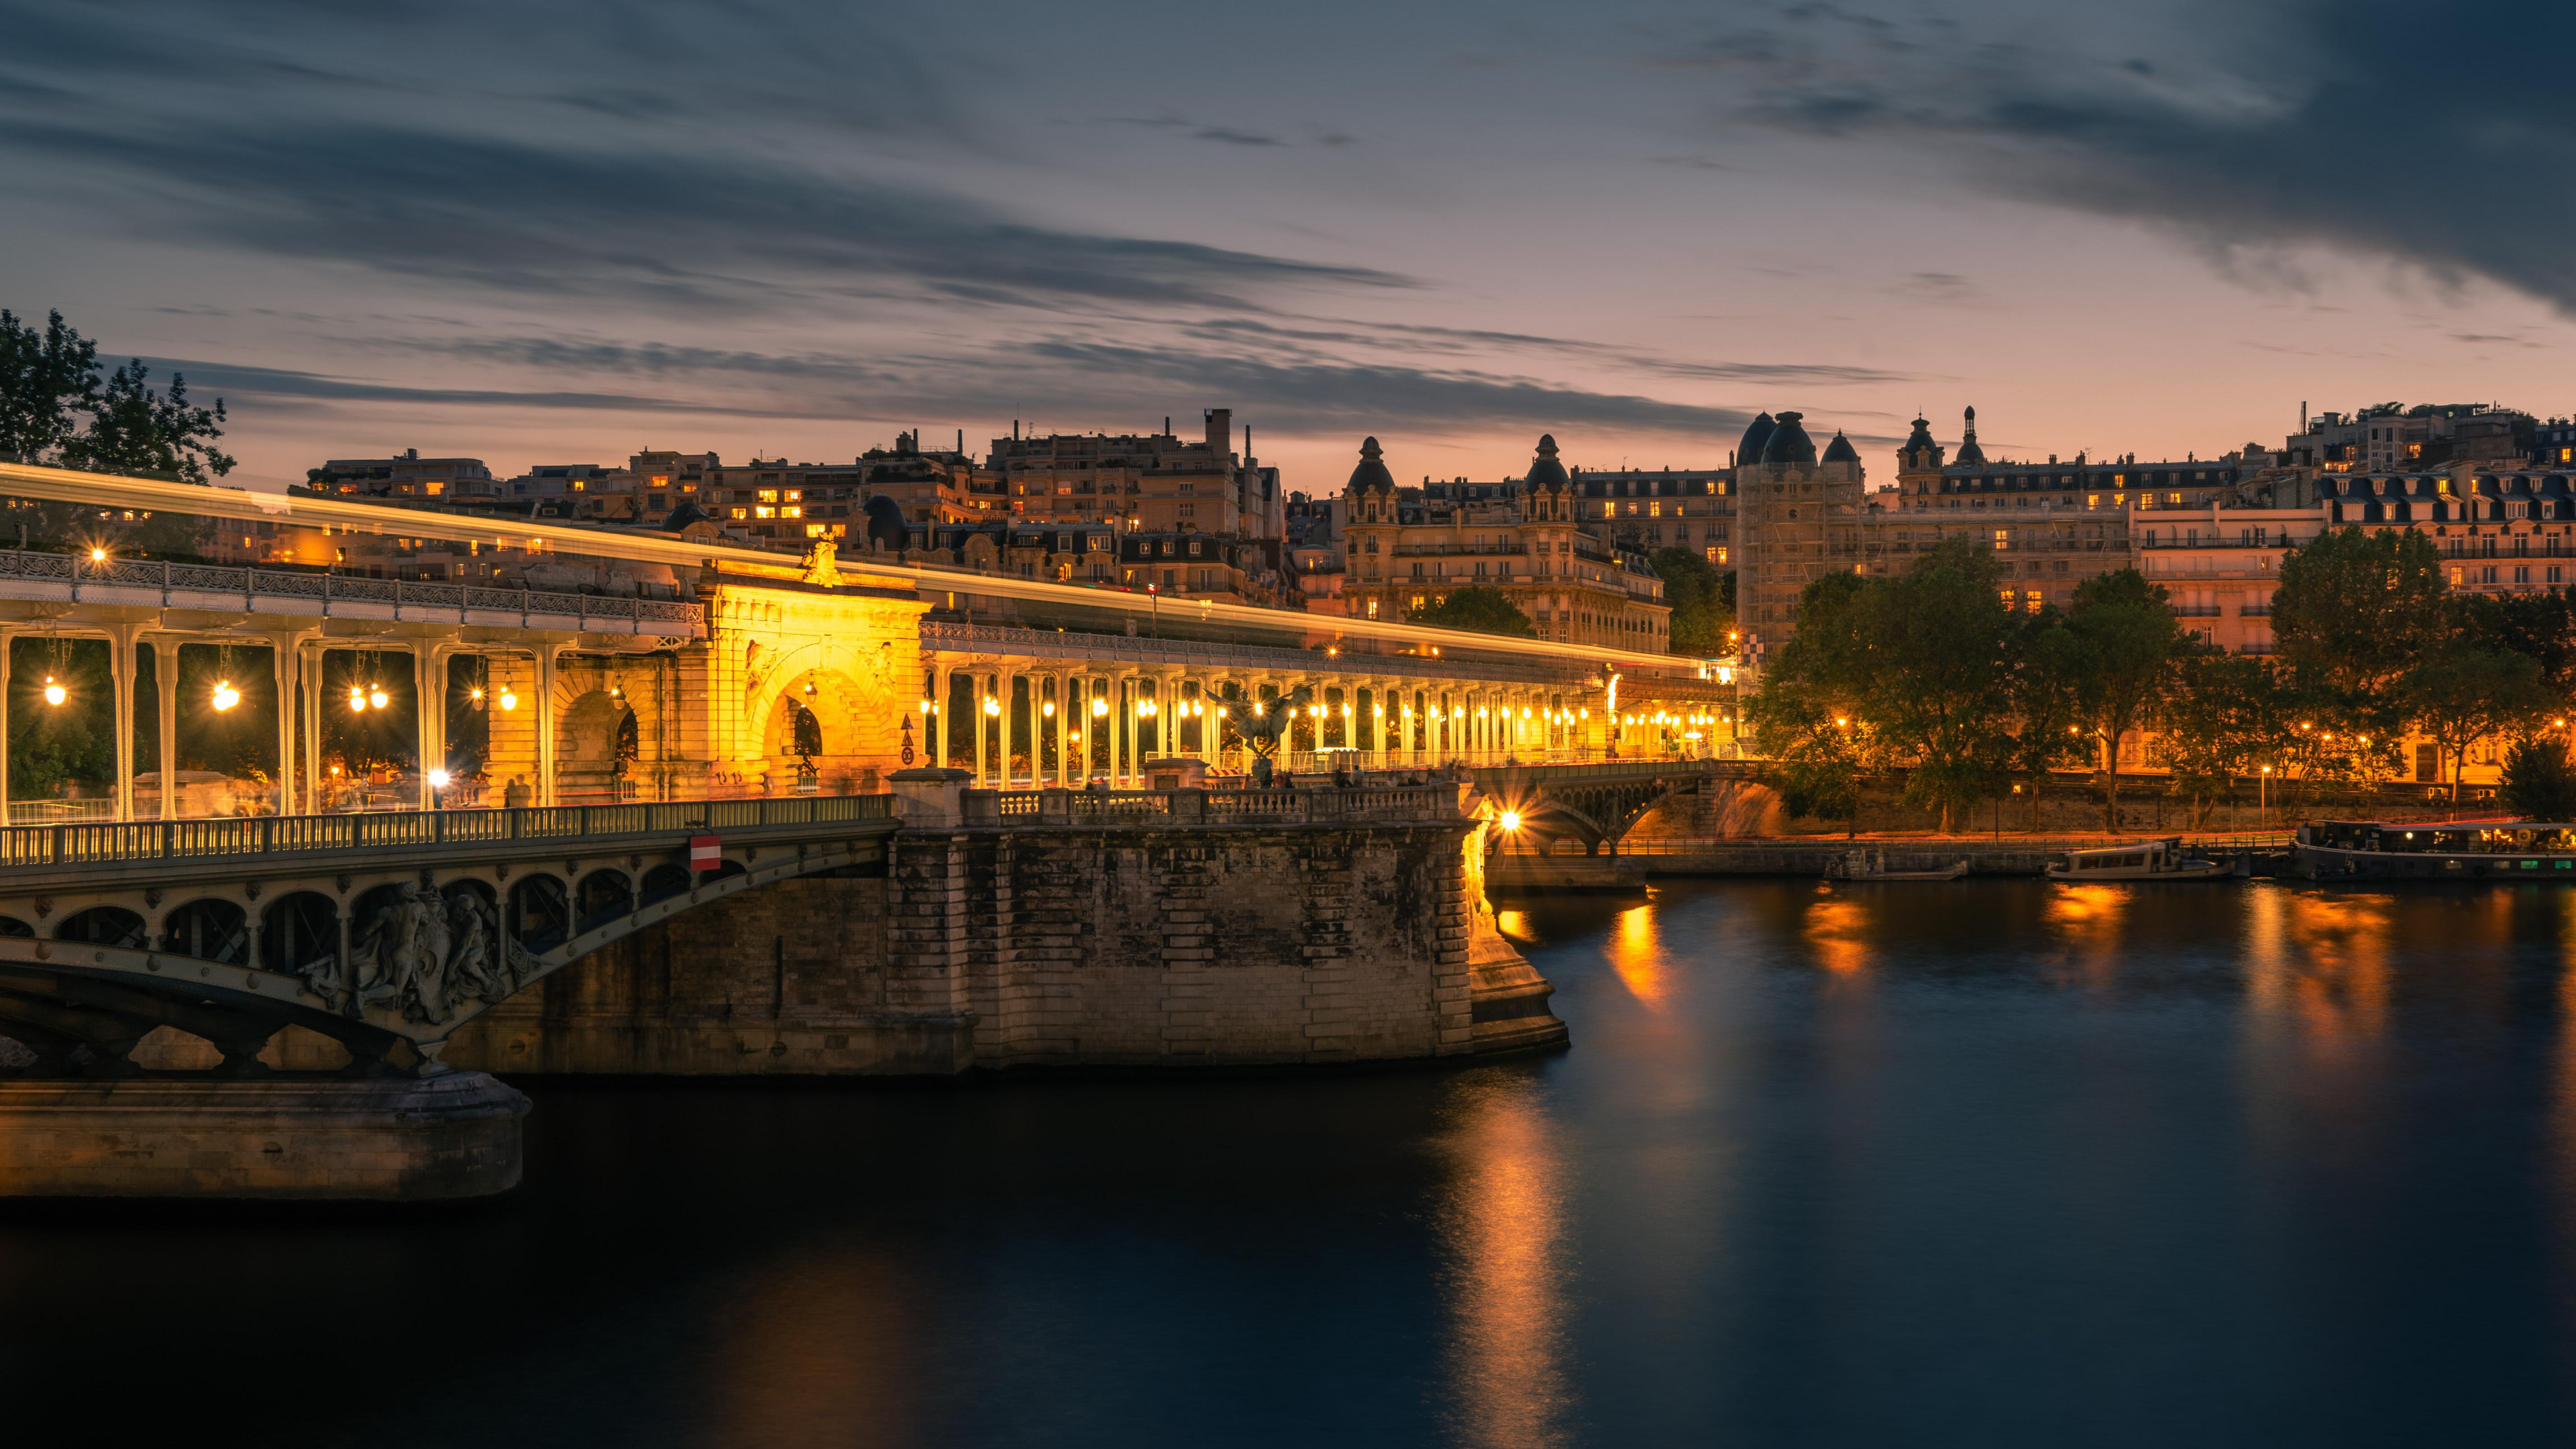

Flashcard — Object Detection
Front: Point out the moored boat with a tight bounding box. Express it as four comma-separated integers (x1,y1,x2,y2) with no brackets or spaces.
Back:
2047,837,2236,881
1825,850,1970,881
2294,820,2576,880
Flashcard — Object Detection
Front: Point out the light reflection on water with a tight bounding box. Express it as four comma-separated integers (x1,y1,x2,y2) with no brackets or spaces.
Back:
8,878,2576,1447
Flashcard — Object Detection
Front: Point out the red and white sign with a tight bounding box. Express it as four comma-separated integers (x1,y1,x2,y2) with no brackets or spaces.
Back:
689,835,722,871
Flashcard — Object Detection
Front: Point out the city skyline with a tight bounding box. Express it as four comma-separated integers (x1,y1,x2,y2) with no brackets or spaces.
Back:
7,0,2576,494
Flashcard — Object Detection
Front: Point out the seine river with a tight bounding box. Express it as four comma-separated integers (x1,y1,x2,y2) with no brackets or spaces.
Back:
9,878,2576,1447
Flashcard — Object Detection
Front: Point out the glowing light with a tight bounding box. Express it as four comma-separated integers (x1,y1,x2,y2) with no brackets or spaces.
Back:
498,690,518,711
42,676,64,707
88,547,105,562
983,696,1001,716
1042,700,1055,717
369,687,389,710
210,680,239,712
1092,698,1109,718
920,698,934,714
347,686,367,711
428,768,451,788
470,687,485,702
1499,810,1522,830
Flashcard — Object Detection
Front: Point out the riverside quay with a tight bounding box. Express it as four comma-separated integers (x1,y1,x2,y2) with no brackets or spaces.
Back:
0,461,1731,1200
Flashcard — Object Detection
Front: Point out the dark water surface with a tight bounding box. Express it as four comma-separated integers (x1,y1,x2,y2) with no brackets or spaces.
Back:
10,878,2576,1447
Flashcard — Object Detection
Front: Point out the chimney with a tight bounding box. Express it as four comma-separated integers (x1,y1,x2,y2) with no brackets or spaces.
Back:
1165,416,1172,436
1205,407,1232,456
2300,400,2309,432
1245,425,1253,461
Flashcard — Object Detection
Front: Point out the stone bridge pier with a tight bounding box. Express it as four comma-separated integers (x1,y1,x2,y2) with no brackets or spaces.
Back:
442,769,1563,1075
0,772,1572,1199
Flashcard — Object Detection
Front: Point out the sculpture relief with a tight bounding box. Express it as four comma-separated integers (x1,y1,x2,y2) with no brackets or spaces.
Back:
313,887,540,1025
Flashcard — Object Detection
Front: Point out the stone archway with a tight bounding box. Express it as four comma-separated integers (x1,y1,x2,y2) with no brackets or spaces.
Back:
555,689,637,803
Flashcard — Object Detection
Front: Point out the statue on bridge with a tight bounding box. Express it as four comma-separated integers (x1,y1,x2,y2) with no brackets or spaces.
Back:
333,886,536,1026
1234,685,1313,788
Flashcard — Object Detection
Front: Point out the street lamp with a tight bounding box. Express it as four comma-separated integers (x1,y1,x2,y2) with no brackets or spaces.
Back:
211,679,239,712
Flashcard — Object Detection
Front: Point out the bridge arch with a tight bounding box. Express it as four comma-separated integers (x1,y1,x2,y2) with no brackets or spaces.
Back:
0,917,30,938
509,874,571,953
575,868,635,933
639,862,694,906
58,906,146,947
160,898,248,963
259,892,339,976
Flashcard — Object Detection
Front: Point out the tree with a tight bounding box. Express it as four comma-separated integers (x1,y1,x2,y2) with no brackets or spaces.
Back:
2004,608,2089,829
2273,527,2447,699
2503,735,2576,822
1405,585,1535,638
2401,646,2553,804
59,359,235,483
2066,568,2186,828
0,309,100,463
2161,651,2283,827
1753,541,2015,832
1648,546,1733,655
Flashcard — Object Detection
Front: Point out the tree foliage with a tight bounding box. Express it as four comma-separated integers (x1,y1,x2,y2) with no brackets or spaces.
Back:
2065,568,2186,827
2401,646,2553,802
0,310,100,463
2504,736,2576,822
1746,539,2015,831
58,360,235,484
1648,545,1733,655
1405,585,1535,638
2273,527,2447,697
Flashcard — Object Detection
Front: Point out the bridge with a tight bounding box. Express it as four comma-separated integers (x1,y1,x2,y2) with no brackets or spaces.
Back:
1469,759,1724,854
0,459,1739,824
0,456,1737,1196
0,794,896,1077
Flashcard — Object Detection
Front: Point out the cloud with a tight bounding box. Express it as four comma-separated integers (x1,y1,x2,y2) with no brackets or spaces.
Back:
0,117,1411,313
1688,0,2576,315
1883,272,1985,305
138,358,855,421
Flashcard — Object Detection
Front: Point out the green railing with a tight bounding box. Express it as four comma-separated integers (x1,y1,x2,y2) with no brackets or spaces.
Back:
0,794,895,869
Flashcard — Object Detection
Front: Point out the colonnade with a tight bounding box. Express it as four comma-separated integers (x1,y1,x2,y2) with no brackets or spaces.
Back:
919,660,1609,786
0,626,582,824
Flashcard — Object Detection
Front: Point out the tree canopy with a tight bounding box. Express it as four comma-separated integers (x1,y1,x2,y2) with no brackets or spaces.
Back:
1648,546,1733,656
1404,585,1535,638
2273,527,2446,696
0,310,234,483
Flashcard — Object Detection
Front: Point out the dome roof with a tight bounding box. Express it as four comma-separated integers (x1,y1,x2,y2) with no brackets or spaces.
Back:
1953,405,1986,466
1821,430,1860,464
659,498,712,531
1904,415,1936,451
1523,433,1570,490
1737,411,1776,464
1760,411,1817,466
1348,435,1395,493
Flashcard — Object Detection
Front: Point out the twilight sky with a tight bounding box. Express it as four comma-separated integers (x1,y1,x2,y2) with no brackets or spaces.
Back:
5,0,2573,495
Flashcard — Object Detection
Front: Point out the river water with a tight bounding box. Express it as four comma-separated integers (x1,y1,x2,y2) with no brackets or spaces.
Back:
8,877,2576,1447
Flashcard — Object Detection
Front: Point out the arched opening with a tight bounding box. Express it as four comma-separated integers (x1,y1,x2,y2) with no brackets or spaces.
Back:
556,690,637,804
56,906,146,948
509,875,570,953
639,862,694,906
260,893,339,976
160,898,248,963
0,916,31,938
574,869,634,934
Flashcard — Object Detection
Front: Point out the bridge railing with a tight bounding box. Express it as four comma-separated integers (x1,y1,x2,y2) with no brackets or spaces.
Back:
961,784,1460,826
0,793,896,868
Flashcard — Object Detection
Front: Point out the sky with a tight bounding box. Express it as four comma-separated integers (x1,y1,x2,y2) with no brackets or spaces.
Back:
5,0,2575,496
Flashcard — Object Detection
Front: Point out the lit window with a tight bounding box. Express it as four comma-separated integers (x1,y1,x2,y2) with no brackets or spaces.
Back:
785,490,801,502
755,506,777,519
730,508,749,520
782,506,802,519
758,489,780,502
